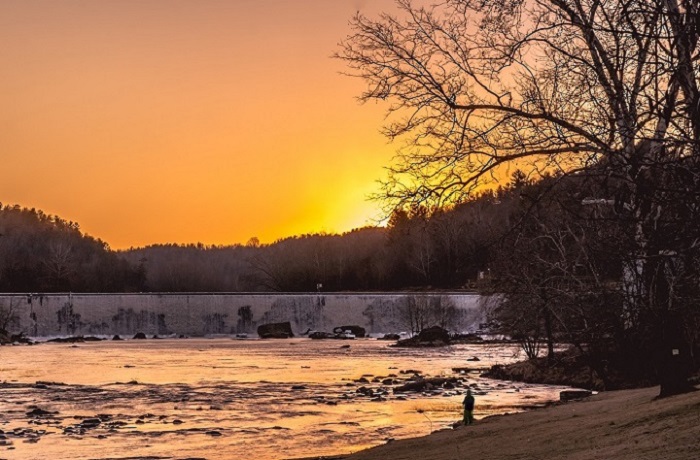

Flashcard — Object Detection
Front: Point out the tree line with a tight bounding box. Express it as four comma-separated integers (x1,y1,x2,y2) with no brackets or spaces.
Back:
121,191,504,292
0,175,548,295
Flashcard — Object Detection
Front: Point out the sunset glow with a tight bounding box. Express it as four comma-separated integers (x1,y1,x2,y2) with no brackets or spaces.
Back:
1,0,400,248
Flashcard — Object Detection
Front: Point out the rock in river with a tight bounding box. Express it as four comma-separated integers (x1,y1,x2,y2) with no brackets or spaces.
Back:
332,325,366,338
394,326,450,347
257,322,294,339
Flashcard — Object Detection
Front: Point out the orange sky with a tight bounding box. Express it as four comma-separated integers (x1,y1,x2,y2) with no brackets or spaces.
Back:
0,0,401,249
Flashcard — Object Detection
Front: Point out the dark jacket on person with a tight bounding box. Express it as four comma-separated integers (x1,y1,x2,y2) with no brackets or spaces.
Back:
463,392,475,411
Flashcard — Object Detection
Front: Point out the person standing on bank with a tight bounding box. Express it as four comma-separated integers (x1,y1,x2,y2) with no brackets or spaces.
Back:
462,389,475,425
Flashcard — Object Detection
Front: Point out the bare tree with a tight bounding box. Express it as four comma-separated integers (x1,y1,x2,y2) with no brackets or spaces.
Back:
401,295,459,335
44,240,75,290
0,298,20,336
402,295,432,336
340,0,700,395
487,175,628,380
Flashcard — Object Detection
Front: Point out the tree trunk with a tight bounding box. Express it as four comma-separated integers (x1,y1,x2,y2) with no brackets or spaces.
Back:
654,260,694,397
543,306,555,363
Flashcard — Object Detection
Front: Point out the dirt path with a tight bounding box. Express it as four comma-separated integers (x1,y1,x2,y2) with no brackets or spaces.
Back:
343,386,700,460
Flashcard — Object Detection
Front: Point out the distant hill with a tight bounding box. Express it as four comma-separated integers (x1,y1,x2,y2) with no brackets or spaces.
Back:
0,204,143,292
120,227,391,292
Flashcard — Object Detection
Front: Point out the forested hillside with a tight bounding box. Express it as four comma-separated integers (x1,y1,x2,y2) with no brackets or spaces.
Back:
0,205,143,292
120,185,514,292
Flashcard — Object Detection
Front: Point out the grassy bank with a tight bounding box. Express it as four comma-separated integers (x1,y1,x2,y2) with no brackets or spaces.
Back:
339,385,699,460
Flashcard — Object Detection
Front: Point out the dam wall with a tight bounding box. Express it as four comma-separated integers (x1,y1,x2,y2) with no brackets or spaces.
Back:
0,292,485,338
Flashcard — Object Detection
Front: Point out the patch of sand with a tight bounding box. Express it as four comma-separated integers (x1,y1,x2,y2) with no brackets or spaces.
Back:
344,386,700,460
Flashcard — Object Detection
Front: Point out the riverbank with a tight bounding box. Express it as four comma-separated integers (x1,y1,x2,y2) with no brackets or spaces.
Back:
482,347,658,390
335,385,699,460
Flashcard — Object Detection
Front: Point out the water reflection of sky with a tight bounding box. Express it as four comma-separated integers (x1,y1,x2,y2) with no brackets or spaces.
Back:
0,339,570,459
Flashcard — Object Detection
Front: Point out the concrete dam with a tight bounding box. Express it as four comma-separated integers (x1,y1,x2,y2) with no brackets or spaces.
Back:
0,293,485,338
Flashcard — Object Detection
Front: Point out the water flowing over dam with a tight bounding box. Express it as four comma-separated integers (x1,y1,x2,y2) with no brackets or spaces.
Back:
1,292,485,337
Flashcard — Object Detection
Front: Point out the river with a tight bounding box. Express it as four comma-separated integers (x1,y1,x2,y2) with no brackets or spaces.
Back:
0,338,568,460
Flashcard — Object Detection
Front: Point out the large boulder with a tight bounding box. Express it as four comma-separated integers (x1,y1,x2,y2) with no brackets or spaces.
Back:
332,325,366,338
257,322,294,339
394,326,450,347
418,326,450,343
